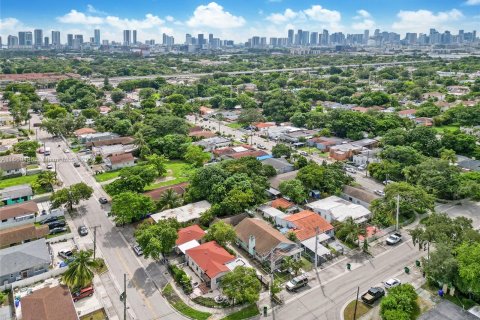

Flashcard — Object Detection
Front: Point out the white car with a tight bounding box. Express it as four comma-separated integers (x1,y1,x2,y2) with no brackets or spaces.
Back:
374,190,385,196
345,167,356,173
63,148,70,153
384,278,401,289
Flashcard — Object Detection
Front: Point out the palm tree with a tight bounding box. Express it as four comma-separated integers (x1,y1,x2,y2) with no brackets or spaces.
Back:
342,217,361,246
62,250,97,289
157,189,182,211
34,171,58,191
134,132,150,159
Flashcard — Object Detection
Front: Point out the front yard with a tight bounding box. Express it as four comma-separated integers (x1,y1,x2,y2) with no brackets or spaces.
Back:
162,284,212,320
94,170,121,182
0,174,39,189
220,305,259,320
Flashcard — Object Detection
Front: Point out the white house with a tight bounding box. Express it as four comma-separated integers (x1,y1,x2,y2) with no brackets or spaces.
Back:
306,196,371,224
150,201,211,224
105,153,135,171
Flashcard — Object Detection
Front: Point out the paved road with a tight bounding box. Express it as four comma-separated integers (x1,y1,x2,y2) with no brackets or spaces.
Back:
90,60,435,86
32,115,180,320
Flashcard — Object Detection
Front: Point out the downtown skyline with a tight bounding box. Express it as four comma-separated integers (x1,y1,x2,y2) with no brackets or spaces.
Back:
1,1,480,44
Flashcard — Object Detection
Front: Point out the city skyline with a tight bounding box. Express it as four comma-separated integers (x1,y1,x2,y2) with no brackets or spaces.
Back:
1,0,480,43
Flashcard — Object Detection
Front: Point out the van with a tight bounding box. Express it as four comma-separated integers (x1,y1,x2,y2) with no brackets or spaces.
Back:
285,274,309,291
72,286,94,302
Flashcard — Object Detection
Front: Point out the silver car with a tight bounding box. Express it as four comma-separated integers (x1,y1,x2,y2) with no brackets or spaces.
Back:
384,278,401,289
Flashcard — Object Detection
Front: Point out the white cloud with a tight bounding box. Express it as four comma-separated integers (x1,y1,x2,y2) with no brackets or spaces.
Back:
0,17,22,30
265,5,341,30
355,10,371,19
105,14,164,29
392,9,464,33
186,2,246,29
352,10,375,30
303,5,341,22
165,15,175,22
266,8,299,24
87,4,107,15
465,0,480,5
57,10,104,25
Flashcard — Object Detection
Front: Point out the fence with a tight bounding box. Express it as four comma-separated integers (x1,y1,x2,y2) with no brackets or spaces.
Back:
45,232,74,244
0,268,67,292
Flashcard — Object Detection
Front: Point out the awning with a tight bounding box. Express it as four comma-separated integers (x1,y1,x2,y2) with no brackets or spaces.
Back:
301,237,331,257
178,240,200,254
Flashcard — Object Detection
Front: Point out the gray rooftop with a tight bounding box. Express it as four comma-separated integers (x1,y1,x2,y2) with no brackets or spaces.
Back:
0,238,51,277
0,184,33,200
262,157,294,171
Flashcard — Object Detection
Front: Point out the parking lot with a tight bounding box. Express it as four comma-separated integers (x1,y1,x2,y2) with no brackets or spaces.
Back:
49,237,78,267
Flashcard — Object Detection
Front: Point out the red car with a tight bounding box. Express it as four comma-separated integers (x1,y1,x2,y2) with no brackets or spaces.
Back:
72,286,94,302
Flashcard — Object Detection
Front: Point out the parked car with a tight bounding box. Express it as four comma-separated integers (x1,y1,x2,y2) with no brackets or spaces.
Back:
99,197,108,204
63,149,70,153
48,220,66,229
285,274,309,292
383,180,394,185
299,151,308,156
73,162,81,167
58,250,74,259
240,138,247,143
358,164,367,171
40,216,59,225
374,190,385,196
72,286,94,302
78,225,89,236
257,144,267,150
345,167,357,174
386,232,402,245
49,227,67,235
133,245,143,256
384,278,401,289
361,287,385,304
46,164,53,170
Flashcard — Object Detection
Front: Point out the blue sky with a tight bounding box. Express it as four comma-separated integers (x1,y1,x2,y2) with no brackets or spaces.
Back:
1,0,480,42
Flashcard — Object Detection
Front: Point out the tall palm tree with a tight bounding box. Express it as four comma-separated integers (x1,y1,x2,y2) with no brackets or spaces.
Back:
157,189,182,211
34,171,58,191
134,132,150,159
62,250,97,289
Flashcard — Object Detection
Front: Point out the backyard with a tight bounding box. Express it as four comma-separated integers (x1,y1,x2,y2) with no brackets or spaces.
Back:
144,161,195,191
0,174,39,189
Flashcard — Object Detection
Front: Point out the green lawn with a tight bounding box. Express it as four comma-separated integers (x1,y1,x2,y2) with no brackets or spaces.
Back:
94,170,121,182
343,300,372,320
80,308,107,320
0,174,39,189
227,122,243,129
433,125,460,133
144,161,195,191
221,305,259,320
297,147,319,154
162,284,211,320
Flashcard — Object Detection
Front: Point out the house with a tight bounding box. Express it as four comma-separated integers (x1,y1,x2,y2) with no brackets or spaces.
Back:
144,182,188,201
105,153,135,171
74,127,96,137
352,138,379,150
0,223,49,248
0,184,33,205
307,136,348,151
422,92,445,101
261,157,295,174
0,154,26,177
456,155,480,172
199,106,214,116
269,170,299,190
194,137,231,152
306,196,371,224
281,210,334,242
0,201,39,230
254,122,276,131
176,225,206,254
20,285,78,320
352,148,382,166
257,205,288,226
87,136,135,148
414,117,433,127
226,150,268,160
185,241,235,289
271,198,297,213
235,218,302,270
99,106,112,114
329,143,363,161
189,130,217,140
150,200,211,224
341,185,380,209
447,85,470,96
0,238,51,285
78,132,118,144
281,129,318,143
398,109,417,118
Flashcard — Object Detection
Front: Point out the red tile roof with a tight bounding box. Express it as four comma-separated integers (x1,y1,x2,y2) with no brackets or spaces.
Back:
254,122,275,129
186,241,235,278
176,225,206,245
284,210,334,241
108,152,134,164
398,109,417,116
271,198,295,210
144,182,189,201
74,128,96,136
228,150,268,159
189,131,217,139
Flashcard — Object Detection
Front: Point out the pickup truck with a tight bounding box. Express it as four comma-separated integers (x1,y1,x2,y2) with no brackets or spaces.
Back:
361,287,385,304
386,232,402,245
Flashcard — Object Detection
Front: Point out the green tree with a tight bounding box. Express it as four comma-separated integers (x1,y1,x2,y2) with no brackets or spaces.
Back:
184,145,210,167
33,170,58,192
440,148,457,163
157,189,183,211
456,241,480,296
111,89,126,103
13,140,40,157
272,144,292,158
221,266,262,305
146,154,168,177
333,217,361,246
50,183,93,212
111,192,156,225
238,108,264,126
297,162,352,196
62,250,97,289
204,221,236,246
279,179,307,204
281,256,303,275
380,284,418,320
135,220,179,260
423,243,458,286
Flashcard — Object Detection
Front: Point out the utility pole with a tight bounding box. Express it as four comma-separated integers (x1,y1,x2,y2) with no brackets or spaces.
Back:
314,227,319,271
396,194,400,231
353,286,360,320
91,225,101,259
123,273,127,320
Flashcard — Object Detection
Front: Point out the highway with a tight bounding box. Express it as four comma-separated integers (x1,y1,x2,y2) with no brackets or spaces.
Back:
32,114,179,320
90,60,434,86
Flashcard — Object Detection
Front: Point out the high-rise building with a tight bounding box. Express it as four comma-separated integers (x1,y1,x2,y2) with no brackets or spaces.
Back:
287,29,294,45
198,34,205,45
67,34,74,47
8,35,18,48
44,37,49,46
52,31,61,46
185,34,192,45
295,29,302,45
132,30,137,44
322,29,329,45
18,32,26,46
102,40,109,45
89,37,95,43
34,29,43,47
209,33,214,44
363,30,369,44
123,30,131,46
301,31,310,46
162,33,174,46
405,32,417,44
94,29,100,45
260,37,267,47
25,32,33,46
310,32,318,45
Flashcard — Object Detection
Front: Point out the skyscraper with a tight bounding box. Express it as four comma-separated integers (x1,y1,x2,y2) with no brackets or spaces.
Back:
301,31,310,46
322,29,329,45
132,30,137,44
363,30,369,44
25,32,33,46
185,34,192,45
123,30,131,46
44,37,49,46
18,32,26,46
8,35,18,48
67,34,74,47
295,29,302,45
287,29,294,45
94,29,100,45
34,29,43,47
310,32,318,45
198,34,205,46
74,34,83,44
52,31,61,46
